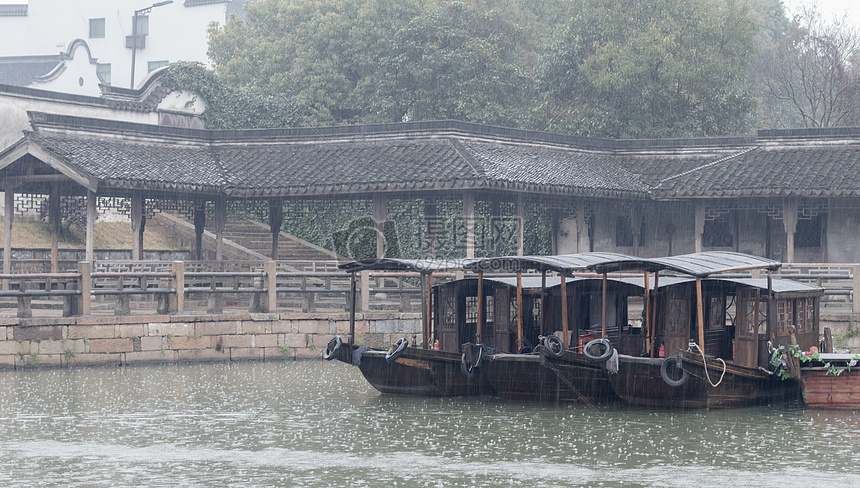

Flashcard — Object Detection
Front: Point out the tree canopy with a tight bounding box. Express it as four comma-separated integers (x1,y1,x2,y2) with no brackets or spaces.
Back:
198,0,859,136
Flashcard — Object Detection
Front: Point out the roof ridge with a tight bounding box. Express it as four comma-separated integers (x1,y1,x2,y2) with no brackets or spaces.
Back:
658,147,758,185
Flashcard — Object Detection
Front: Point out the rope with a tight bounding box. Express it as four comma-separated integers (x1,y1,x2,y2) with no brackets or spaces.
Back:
690,342,726,387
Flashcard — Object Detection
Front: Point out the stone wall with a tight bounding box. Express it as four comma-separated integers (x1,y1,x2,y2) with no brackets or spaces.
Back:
0,312,422,369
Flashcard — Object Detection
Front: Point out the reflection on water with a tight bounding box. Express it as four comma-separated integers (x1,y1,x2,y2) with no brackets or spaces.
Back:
1,361,859,487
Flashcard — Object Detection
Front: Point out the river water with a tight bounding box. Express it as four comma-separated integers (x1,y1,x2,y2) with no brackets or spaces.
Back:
1,360,858,487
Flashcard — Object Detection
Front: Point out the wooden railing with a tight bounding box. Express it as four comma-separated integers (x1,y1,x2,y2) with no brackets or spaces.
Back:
1,260,858,318
0,260,430,318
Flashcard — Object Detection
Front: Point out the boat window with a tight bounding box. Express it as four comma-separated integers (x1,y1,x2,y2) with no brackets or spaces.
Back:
796,298,814,334
466,296,478,324
485,295,495,324
531,297,543,323
776,300,793,337
737,289,762,337
441,288,456,330
667,297,689,334
707,296,725,330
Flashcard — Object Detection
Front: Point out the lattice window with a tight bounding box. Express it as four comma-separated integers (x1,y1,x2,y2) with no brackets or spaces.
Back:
708,296,725,330
796,215,821,248
615,215,645,247
466,296,478,324
531,296,542,323
485,295,494,324
667,297,689,334
776,300,793,337
796,298,814,334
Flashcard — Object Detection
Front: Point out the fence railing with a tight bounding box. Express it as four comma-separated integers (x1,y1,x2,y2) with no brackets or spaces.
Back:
1,261,858,318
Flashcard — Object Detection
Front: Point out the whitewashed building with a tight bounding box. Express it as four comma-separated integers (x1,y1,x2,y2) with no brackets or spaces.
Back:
0,0,246,94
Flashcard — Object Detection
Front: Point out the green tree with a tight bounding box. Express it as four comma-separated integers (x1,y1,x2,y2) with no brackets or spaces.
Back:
207,0,542,127
541,0,758,138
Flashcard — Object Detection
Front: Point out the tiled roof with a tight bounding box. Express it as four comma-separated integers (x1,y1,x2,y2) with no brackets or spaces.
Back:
9,113,860,200
0,56,61,87
27,133,226,193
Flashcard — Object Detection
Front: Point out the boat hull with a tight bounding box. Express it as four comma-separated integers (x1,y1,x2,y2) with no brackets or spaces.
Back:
800,360,860,409
607,353,798,409
333,343,495,397
482,348,615,404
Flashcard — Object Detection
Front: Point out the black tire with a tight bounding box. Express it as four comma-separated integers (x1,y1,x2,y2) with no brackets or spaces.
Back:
322,335,342,361
583,338,613,363
385,338,409,363
517,346,533,354
543,335,565,358
661,355,689,387
460,347,483,378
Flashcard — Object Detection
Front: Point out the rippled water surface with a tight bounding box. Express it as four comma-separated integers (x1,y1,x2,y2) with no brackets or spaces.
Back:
1,360,859,487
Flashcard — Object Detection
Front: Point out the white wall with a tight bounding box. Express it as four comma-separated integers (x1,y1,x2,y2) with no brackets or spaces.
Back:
0,0,230,89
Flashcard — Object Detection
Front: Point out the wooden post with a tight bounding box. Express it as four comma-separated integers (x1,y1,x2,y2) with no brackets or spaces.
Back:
783,198,798,264
476,271,483,343
269,199,283,260
694,201,705,253
492,197,502,256
853,265,860,314
373,193,387,258
561,271,569,349
264,260,277,313
3,190,13,288
49,184,60,273
170,260,184,313
424,199,437,259
516,270,523,350
696,277,705,354
644,271,650,352
193,202,205,260
516,194,524,256
601,272,608,338
426,273,434,347
86,190,96,263
463,192,475,258
650,271,660,357
360,271,370,312
349,272,357,347
131,191,143,260
77,261,92,315
214,196,226,261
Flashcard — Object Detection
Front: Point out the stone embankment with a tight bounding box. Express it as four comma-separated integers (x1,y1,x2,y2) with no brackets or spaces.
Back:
0,312,421,369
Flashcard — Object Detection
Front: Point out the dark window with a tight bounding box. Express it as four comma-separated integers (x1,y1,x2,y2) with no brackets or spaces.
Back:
702,219,733,247
615,216,645,247
89,18,105,38
795,215,821,248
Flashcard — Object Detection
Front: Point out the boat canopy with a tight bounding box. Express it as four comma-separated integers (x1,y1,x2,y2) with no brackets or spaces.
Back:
613,276,823,297
338,258,476,274
466,252,639,274
588,251,782,277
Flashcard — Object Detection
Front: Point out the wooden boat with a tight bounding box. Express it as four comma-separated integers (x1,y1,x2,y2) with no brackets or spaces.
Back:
324,258,495,397
466,253,641,404
799,353,860,409
592,253,823,409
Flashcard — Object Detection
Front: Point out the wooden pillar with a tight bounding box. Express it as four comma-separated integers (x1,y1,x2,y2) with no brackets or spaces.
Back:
577,199,588,252
4,190,13,288
424,199,437,259
694,201,705,253
644,271,650,352
650,271,660,357
491,197,502,256
264,260,277,312
349,273,357,347
853,265,860,315
49,185,60,273
77,261,92,315
131,191,144,261
425,273,434,347
372,193,387,258
476,271,483,343
560,271,569,349
85,190,96,263
170,260,184,313
193,202,205,260
696,277,705,354
214,196,226,261
783,198,798,264
601,272,608,338
463,192,475,258
516,270,523,350
268,199,283,260
516,194,524,256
